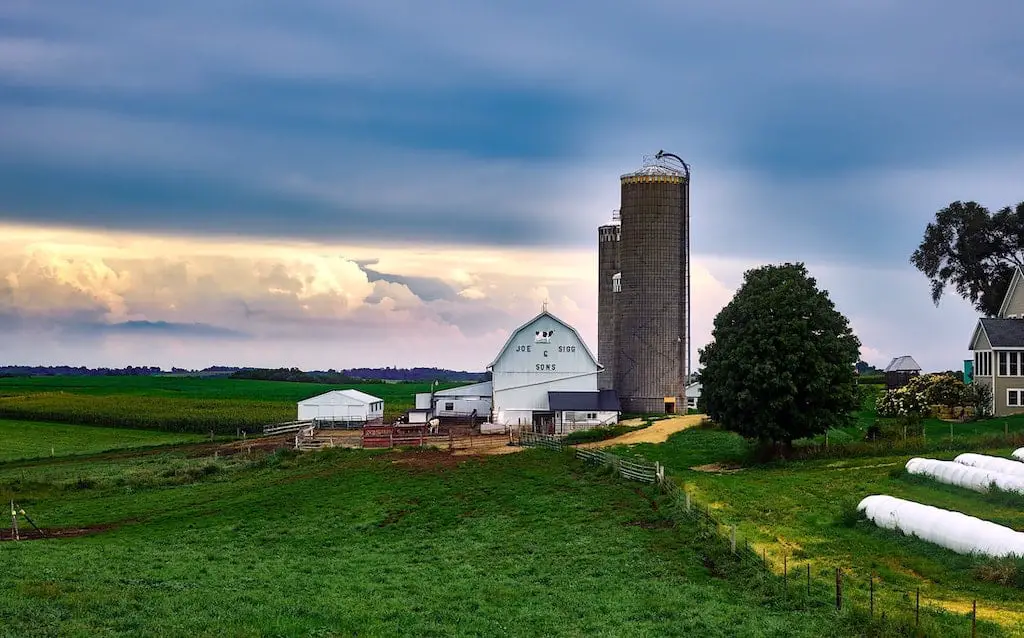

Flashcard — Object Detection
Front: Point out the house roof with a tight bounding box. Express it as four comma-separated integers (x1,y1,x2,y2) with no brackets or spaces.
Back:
547,390,621,412
297,389,383,405
686,382,702,398
884,356,921,372
998,266,1024,318
486,309,600,371
975,318,1024,348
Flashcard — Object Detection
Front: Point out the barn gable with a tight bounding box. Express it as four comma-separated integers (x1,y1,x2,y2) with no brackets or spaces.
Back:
487,310,600,372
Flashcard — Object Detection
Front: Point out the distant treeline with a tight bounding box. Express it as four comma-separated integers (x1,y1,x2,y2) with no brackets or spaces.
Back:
229,367,489,384
0,365,167,377
0,365,488,383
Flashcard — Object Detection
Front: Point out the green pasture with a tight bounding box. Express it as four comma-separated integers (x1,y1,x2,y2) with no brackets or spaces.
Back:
0,419,202,462
0,377,460,433
0,446,894,638
612,425,1024,633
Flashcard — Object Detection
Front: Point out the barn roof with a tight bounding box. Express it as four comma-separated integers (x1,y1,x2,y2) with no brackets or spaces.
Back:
434,380,492,397
547,390,621,412
884,356,921,372
486,310,600,370
976,318,1024,348
297,389,383,405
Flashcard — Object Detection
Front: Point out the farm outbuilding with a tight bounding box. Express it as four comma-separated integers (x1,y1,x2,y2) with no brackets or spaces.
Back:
685,381,701,411
297,389,384,426
488,308,619,433
883,355,921,389
433,381,492,422
547,390,620,433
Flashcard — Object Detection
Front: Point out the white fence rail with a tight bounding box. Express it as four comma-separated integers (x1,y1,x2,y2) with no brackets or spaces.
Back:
515,431,661,484
264,421,312,436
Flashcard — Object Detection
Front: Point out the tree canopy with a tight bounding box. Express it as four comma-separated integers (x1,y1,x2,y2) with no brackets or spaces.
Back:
910,200,1024,317
698,263,861,453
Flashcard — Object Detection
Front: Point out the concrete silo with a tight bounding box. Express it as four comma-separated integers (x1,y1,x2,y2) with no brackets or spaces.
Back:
610,151,690,414
597,218,620,391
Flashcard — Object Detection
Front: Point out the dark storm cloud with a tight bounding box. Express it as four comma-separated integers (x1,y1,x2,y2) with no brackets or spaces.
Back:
64,320,251,339
1,0,1023,261
360,266,457,302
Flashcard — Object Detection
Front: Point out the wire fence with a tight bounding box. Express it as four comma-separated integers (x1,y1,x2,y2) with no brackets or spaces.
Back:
516,432,991,636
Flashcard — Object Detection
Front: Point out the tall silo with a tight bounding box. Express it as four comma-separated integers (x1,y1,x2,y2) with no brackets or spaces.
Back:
597,218,620,390
614,152,690,414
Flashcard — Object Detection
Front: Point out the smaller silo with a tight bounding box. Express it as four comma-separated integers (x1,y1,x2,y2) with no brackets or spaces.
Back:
597,219,621,390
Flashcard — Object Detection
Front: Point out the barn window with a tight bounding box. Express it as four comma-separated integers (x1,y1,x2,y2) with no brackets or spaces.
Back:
445,402,454,411
587,413,597,419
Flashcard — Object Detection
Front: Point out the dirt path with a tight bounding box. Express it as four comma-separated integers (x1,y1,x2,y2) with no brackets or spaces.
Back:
577,414,705,448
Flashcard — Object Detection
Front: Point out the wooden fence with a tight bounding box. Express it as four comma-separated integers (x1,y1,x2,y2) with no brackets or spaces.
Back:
264,420,312,436
515,431,661,484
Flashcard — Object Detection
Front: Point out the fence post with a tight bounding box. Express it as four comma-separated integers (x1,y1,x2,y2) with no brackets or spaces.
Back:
835,568,842,611
869,573,873,617
784,555,788,597
915,588,919,626
763,548,767,571
972,600,977,637
731,525,736,554
807,564,811,598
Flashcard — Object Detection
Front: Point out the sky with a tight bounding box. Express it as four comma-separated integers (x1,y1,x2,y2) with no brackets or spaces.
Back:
2,1,1023,372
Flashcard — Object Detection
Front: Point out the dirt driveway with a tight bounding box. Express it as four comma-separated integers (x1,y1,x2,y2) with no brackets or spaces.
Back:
576,414,705,448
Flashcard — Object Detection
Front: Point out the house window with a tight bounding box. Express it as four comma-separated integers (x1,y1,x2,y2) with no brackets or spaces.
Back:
977,351,993,377
1013,352,1020,377
445,402,454,411
1000,352,1008,376
1008,389,1024,407
587,413,597,419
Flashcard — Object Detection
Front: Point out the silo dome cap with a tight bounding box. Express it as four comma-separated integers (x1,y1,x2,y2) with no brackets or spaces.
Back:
620,162,687,179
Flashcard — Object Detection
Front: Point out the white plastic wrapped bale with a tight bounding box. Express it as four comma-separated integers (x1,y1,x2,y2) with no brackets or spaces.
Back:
954,453,1024,479
1013,448,1024,463
858,495,1024,558
905,457,1024,494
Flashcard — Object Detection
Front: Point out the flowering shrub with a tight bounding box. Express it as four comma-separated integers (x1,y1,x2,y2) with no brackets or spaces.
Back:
876,384,929,419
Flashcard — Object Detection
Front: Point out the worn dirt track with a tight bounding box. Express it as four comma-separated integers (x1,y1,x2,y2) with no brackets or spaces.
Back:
577,414,705,448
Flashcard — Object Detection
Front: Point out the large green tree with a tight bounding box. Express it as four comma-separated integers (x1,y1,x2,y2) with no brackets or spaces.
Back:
698,263,861,454
910,201,1024,317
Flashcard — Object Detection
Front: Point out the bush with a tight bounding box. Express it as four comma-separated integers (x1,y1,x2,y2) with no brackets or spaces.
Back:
967,382,994,419
866,417,925,441
974,556,1024,588
562,424,646,445
836,496,865,528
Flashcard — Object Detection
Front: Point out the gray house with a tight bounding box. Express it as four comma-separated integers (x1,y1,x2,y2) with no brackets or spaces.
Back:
969,266,1024,417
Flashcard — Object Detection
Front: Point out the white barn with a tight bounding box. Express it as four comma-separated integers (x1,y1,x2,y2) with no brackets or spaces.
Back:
488,309,619,433
297,389,384,425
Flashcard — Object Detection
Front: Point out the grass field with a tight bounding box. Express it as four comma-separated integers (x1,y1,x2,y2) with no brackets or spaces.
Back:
613,426,1024,633
0,377,461,433
0,444,914,638
0,419,203,462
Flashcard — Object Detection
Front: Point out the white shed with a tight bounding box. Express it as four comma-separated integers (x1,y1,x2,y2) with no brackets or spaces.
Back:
685,382,701,411
433,380,493,420
297,389,384,425
487,309,618,432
